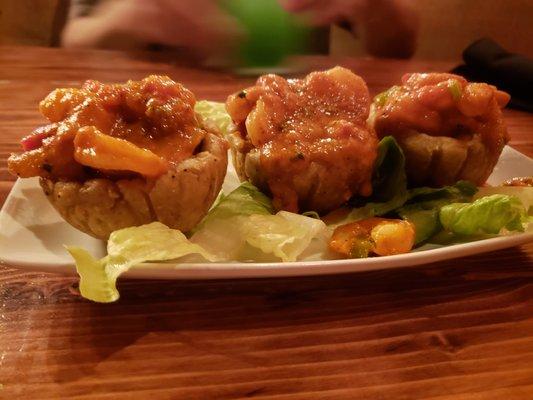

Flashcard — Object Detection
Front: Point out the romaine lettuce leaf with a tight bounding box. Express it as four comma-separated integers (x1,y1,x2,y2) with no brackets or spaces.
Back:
475,186,533,214
191,182,275,259
343,196,407,226
340,137,478,243
398,181,477,243
193,182,273,234
67,247,113,303
339,136,409,224
407,180,477,201
397,208,440,244
371,136,408,203
440,194,529,235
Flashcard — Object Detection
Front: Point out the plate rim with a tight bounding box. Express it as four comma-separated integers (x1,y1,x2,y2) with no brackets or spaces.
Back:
1,146,532,280
1,229,531,280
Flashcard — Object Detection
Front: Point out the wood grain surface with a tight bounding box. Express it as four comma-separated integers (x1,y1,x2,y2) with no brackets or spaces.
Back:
0,46,532,399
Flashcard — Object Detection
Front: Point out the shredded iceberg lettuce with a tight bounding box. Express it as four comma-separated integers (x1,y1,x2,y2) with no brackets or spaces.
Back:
241,211,326,262
67,222,216,303
68,184,327,302
191,183,327,261
194,100,235,137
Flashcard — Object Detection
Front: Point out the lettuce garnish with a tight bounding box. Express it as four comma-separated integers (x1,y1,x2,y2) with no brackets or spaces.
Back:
342,136,409,223
194,100,235,137
475,186,533,214
68,222,217,303
334,137,531,243
240,211,327,262
398,181,477,243
340,137,478,243
69,184,327,302
440,194,529,235
191,183,327,261
65,116,531,303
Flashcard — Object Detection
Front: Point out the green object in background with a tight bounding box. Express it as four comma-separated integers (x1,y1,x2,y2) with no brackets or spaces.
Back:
221,0,311,67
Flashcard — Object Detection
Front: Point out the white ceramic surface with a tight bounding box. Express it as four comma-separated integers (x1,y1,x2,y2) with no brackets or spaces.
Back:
1,146,532,280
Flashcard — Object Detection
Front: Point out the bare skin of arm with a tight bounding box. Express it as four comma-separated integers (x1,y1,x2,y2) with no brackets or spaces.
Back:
62,0,242,57
281,0,419,58
359,0,419,58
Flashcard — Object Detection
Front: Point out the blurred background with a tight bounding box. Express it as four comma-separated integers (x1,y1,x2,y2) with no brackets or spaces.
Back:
0,0,532,62
330,0,533,60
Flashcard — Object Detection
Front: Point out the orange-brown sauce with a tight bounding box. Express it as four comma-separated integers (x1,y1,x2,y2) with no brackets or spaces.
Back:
8,75,206,180
372,73,510,156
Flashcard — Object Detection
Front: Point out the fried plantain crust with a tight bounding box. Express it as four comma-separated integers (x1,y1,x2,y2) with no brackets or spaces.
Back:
40,132,227,239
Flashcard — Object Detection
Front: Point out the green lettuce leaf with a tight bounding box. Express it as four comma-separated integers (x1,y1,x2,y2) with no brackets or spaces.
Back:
371,136,408,203
190,182,274,258
475,186,533,214
334,136,478,244
67,247,113,303
407,180,477,201
194,100,235,137
343,197,407,225
398,181,477,243
340,136,408,224
67,182,328,303
241,211,326,262
68,222,216,303
194,182,273,231
398,208,440,244
192,183,327,261
440,194,529,235
340,137,478,243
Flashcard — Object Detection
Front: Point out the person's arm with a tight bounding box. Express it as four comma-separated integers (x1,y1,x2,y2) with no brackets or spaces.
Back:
62,0,242,57
281,0,419,58
62,0,149,49
359,0,418,58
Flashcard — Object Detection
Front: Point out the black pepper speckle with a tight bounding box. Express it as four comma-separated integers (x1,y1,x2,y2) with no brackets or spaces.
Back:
292,152,304,161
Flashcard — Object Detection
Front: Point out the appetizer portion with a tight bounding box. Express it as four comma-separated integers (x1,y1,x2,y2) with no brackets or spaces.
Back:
4,70,530,304
8,76,228,239
369,73,511,186
226,66,378,214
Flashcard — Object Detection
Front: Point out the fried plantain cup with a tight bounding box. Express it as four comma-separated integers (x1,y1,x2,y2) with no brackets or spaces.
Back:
8,76,228,239
225,67,378,214
369,73,510,187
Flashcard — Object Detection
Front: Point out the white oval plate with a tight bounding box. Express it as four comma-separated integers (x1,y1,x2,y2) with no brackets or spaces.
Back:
1,146,532,280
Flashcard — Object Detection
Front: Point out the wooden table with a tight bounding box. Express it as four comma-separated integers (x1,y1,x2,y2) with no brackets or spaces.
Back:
1,46,532,399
